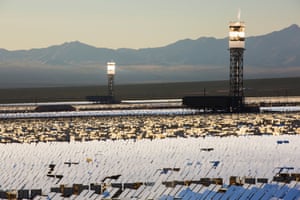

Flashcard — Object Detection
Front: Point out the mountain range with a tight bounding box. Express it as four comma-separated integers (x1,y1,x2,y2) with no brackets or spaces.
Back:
0,24,299,88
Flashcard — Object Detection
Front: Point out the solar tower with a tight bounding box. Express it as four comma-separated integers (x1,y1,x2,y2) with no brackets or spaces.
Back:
107,61,116,98
229,10,245,110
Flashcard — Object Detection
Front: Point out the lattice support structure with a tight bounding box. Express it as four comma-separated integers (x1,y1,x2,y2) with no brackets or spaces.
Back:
108,74,114,97
229,48,244,97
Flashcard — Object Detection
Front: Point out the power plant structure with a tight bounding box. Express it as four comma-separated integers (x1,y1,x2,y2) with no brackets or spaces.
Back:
229,12,245,111
107,61,116,98
183,12,256,112
85,61,118,103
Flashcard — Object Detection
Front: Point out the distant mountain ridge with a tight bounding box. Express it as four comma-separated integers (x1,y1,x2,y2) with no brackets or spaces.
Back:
1,24,299,67
0,24,299,88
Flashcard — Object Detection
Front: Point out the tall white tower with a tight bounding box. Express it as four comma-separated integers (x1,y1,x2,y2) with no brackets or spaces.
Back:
107,61,116,97
229,10,245,110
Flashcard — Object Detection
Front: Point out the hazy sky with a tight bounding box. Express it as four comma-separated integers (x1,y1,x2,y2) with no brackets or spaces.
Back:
0,0,299,50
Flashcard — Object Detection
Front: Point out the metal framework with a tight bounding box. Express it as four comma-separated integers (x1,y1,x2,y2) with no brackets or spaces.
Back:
229,48,244,110
229,48,244,98
108,74,114,97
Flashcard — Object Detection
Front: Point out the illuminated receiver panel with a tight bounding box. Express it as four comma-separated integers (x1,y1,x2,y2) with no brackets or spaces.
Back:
229,21,245,48
107,62,116,75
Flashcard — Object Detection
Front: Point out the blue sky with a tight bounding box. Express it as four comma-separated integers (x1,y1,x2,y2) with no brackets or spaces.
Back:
0,0,299,50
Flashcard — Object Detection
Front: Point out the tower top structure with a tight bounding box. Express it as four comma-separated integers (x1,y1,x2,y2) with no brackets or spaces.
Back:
107,61,116,75
229,10,245,49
